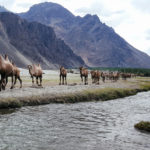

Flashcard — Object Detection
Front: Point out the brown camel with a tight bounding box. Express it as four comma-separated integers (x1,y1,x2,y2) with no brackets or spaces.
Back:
5,62,22,88
90,70,100,84
79,67,88,85
113,72,120,82
90,70,95,83
28,64,43,86
0,54,14,91
59,66,67,85
101,72,106,82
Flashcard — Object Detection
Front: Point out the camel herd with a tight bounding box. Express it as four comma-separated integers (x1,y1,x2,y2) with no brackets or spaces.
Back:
0,54,136,91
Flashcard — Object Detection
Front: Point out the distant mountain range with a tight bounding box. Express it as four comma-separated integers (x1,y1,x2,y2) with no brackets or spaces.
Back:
0,12,85,69
19,2,150,68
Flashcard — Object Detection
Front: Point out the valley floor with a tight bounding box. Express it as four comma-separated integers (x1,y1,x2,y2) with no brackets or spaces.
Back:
0,69,150,108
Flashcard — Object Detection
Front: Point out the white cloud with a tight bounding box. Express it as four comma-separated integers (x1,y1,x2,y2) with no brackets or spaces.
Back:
0,0,15,10
75,1,112,17
132,0,150,13
0,0,150,55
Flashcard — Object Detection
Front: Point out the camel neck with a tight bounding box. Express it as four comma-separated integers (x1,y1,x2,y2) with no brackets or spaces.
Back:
29,68,33,75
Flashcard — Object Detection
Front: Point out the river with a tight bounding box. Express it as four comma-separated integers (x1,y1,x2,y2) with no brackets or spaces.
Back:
0,91,150,150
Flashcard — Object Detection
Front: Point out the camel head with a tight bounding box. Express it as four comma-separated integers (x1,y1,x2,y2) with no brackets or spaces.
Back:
60,66,64,71
27,65,32,70
79,66,83,71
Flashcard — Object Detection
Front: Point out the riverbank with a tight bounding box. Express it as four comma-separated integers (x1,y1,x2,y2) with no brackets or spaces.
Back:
0,69,150,108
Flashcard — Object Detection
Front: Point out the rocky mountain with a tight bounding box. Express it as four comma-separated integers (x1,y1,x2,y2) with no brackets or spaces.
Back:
0,12,85,69
0,6,8,12
20,2,150,68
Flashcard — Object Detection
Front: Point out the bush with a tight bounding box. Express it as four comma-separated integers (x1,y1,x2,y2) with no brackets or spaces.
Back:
134,121,150,132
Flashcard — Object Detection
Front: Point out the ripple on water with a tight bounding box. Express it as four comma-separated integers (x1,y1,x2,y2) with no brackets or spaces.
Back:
0,92,150,150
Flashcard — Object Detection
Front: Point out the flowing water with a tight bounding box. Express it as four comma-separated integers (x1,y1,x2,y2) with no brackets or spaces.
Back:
0,91,150,150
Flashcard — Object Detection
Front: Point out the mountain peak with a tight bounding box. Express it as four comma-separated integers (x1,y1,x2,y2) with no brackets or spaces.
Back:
20,2,75,25
84,14,99,20
82,14,101,25
28,2,74,19
30,2,63,10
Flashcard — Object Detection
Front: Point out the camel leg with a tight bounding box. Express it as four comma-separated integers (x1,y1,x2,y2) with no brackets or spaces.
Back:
2,76,7,90
59,75,61,85
0,74,5,91
92,78,94,84
13,76,17,88
0,79,2,91
62,76,64,85
65,76,67,85
2,79,6,90
18,76,22,88
84,77,86,85
103,77,105,83
97,78,100,84
5,77,8,87
95,77,97,84
85,76,88,85
32,76,34,85
81,76,83,83
39,77,42,86
10,75,14,89
36,77,39,86
93,78,96,84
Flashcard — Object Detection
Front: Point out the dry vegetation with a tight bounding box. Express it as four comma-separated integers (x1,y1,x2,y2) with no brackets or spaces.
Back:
134,121,150,132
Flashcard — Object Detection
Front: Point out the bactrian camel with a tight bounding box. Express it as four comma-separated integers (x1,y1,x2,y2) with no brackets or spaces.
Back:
28,64,43,86
59,66,67,85
0,54,14,91
79,66,88,85
5,62,22,88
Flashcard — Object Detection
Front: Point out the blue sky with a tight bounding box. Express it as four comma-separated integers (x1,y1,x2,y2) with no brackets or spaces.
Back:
1,0,150,55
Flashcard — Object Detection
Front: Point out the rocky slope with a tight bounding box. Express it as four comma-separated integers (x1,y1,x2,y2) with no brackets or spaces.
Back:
0,12,85,69
20,2,150,68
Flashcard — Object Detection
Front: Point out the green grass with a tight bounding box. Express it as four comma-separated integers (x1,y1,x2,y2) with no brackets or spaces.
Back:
134,121,150,132
62,88,137,103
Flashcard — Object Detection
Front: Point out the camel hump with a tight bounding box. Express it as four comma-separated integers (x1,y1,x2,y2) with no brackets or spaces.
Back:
37,64,42,69
32,64,36,69
11,61,16,66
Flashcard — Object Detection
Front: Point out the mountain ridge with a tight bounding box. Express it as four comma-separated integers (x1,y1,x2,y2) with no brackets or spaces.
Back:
19,2,150,68
0,12,85,69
